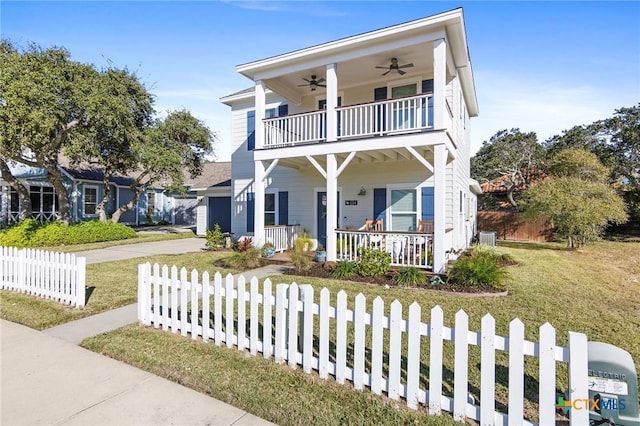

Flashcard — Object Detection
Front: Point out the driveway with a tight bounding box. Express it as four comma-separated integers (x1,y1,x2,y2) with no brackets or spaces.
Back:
75,237,207,264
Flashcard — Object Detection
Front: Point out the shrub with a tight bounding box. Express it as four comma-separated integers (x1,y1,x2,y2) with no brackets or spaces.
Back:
289,249,312,272
0,219,136,247
234,237,254,253
224,247,261,270
393,267,427,287
355,248,391,277
331,261,356,279
447,245,510,290
0,219,41,248
205,223,226,251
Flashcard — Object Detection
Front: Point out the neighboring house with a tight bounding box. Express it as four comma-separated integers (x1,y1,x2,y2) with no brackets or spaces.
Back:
0,161,142,225
219,8,481,272
1,160,231,228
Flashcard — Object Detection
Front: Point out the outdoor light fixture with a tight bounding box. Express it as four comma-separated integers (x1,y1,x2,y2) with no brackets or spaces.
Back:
358,187,367,196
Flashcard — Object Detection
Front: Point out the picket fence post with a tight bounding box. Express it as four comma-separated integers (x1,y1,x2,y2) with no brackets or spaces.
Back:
134,263,593,426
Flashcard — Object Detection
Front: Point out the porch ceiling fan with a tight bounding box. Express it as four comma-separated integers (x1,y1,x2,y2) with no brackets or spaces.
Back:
299,75,326,91
376,58,414,76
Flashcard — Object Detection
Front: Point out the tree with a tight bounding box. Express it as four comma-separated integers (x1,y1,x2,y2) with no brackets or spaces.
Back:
110,110,214,223
0,159,31,220
471,129,546,207
546,149,610,183
597,105,640,189
523,150,627,248
0,41,95,224
64,68,154,222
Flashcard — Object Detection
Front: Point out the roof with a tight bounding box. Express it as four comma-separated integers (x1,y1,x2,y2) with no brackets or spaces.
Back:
58,157,136,186
183,162,231,190
479,168,547,194
227,8,478,116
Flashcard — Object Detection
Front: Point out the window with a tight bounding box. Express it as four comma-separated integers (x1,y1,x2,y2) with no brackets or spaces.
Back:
265,193,276,226
391,83,418,130
84,186,98,215
147,192,155,216
390,189,417,231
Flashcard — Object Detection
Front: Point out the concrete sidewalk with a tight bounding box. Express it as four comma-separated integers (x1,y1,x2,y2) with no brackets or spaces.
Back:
1,320,274,426
76,237,207,264
2,239,288,425
43,264,290,345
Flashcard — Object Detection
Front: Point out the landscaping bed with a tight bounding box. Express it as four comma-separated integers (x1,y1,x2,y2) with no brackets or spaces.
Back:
285,261,508,294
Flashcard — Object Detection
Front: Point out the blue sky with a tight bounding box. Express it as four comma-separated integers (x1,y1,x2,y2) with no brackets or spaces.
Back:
2,1,639,161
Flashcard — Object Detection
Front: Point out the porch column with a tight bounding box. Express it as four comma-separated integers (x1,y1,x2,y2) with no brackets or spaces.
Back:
253,160,265,246
433,144,447,274
326,153,338,261
433,38,446,130
325,63,338,142
254,80,266,149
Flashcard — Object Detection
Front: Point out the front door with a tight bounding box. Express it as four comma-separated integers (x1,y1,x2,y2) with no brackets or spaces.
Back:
317,191,340,248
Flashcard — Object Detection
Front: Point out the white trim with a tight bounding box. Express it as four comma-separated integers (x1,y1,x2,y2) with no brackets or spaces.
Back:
82,185,99,217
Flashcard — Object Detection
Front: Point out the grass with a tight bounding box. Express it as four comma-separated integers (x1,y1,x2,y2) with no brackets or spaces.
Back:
4,239,639,424
0,251,234,330
40,231,195,253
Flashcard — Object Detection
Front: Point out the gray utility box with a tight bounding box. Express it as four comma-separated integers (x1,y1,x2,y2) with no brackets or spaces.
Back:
588,341,640,425
478,231,497,247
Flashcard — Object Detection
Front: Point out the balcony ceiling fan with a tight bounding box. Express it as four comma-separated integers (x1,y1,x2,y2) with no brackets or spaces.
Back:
377,58,414,76
299,75,326,91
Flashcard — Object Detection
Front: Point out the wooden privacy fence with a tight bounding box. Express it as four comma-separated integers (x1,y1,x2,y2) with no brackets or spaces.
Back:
477,211,553,243
0,246,86,307
137,263,590,425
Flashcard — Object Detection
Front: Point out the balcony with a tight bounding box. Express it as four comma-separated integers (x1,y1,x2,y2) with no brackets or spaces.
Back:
263,94,433,149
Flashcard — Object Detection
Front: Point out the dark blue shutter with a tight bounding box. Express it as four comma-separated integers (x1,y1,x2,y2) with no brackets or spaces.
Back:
374,87,387,132
246,192,254,232
278,191,288,225
421,187,434,222
421,79,434,93
421,80,434,127
247,110,255,151
373,188,386,225
278,104,288,116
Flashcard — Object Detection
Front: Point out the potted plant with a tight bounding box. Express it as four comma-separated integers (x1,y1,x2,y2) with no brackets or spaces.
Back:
295,229,313,252
262,242,276,258
315,245,326,262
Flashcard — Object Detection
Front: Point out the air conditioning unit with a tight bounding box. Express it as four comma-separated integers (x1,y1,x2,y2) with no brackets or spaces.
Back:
478,231,497,247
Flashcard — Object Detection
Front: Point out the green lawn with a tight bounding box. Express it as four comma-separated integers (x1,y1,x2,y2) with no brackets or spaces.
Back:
3,240,638,424
40,231,195,252
78,240,639,425
0,251,234,329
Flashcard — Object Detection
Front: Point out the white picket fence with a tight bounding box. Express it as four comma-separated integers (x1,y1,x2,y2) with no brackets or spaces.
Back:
1,246,86,307
137,263,590,425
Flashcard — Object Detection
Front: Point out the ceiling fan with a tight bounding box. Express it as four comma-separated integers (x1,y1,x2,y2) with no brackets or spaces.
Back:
299,75,326,91
376,58,414,76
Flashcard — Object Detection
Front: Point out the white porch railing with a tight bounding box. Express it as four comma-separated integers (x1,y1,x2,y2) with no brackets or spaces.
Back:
262,94,433,148
138,265,590,425
0,246,86,307
264,111,326,148
336,230,432,269
264,224,300,252
338,94,432,139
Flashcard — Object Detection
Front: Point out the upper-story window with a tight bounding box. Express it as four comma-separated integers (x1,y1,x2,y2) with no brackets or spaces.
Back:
247,104,288,150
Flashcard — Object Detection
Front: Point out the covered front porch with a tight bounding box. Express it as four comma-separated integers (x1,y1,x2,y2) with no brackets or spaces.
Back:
251,133,453,272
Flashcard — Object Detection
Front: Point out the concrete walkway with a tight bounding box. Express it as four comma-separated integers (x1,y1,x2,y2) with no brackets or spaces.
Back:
2,238,286,425
75,237,208,264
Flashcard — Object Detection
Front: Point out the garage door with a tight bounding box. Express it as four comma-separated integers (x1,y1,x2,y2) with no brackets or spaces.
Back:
174,197,198,225
208,196,231,232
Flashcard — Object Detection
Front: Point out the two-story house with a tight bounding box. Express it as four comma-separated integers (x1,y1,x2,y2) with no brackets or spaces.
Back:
220,8,481,273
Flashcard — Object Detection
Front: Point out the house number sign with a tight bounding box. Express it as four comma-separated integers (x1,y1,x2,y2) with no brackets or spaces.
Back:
345,200,358,206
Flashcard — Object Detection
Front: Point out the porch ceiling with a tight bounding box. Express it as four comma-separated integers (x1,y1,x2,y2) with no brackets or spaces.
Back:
263,42,437,101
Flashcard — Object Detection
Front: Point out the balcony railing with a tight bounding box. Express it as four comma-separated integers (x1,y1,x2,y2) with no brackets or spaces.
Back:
336,229,433,269
262,94,433,148
265,224,301,252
